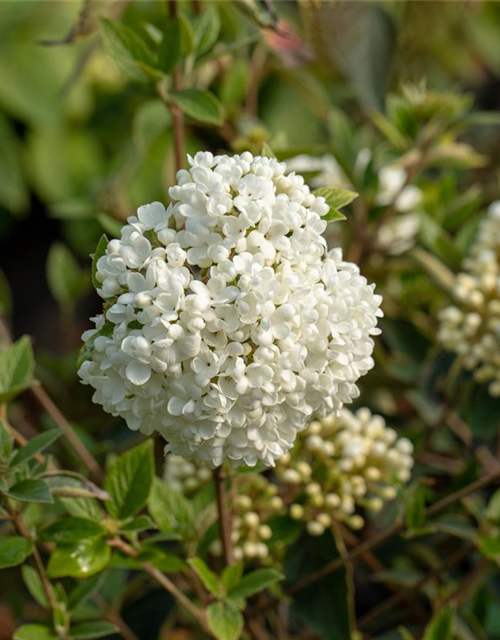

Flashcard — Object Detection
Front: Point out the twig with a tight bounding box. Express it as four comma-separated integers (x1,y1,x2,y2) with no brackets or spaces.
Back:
358,543,472,629
108,537,211,635
6,502,57,612
286,466,500,597
94,595,140,640
214,465,233,566
0,317,103,482
31,385,103,482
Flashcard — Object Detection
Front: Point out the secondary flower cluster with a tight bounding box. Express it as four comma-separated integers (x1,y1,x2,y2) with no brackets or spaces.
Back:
438,202,500,397
276,407,413,534
79,152,382,467
164,408,413,558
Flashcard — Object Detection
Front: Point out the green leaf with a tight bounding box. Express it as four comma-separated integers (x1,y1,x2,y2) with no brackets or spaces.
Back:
261,143,276,159
47,538,111,579
285,532,352,639
0,336,35,403
398,628,416,640
194,6,220,56
22,565,50,607
120,515,155,533
68,574,104,611
104,439,154,520
158,17,182,74
423,605,455,640
148,477,193,536
10,429,63,468
100,19,156,82
171,88,224,126
39,517,105,544
405,485,427,531
46,242,90,308
222,563,243,592
188,557,221,597
313,187,357,211
5,479,53,504
312,187,357,222
0,536,33,569
13,625,57,640
479,535,500,559
70,621,120,640
486,489,500,523
228,568,283,601
91,234,109,290
206,602,244,640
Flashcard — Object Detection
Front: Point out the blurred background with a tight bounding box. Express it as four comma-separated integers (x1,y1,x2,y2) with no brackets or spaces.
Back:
3,2,500,637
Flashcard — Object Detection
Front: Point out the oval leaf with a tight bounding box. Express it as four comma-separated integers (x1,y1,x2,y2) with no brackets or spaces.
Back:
10,428,63,468
47,538,111,579
0,536,33,569
171,89,224,126
207,602,243,640
39,517,105,544
5,479,53,504
104,439,154,520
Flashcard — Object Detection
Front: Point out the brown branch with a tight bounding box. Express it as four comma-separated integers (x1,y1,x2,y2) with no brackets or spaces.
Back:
285,466,500,597
108,538,211,635
31,385,103,482
214,465,233,566
6,502,57,612
94,595,140,640
358,543,473,629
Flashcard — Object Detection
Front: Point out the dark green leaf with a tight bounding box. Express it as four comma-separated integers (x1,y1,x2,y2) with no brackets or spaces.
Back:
158,17,182,74
5,479,53,504
206,602,244,640
228,568,283,601
405,485,427,531
0,336,35,403
221,563,243,592
171,89,224,126
68,574,104,611
0,536,33,569
104,439,154,520
120,515,155,533
47,538,111,579
46,242,90,308
91,234,109,290
188,557,221,597
194,6,220,56
479,535,500,559
10,429,63,468
423,605,455,640
70,621,120,640
100,19,156,82
285,532,352,639
22,565,50,607
149,477,193,536
13,625,57,640
39,517,105,543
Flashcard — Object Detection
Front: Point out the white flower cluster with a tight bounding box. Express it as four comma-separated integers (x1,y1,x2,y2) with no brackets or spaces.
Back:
438,202,500,396
276,408,414,535
79,152,382,467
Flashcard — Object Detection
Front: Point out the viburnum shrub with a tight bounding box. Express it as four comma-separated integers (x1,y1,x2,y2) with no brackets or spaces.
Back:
3,2,500,640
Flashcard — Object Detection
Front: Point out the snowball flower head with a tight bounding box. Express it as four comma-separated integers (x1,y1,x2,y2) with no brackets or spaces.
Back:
438,201,500,396
78,152,382,467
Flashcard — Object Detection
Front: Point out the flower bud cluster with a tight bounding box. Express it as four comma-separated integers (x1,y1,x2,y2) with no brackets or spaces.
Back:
79,152,382,467
276,408,414,535
438,202,500,396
